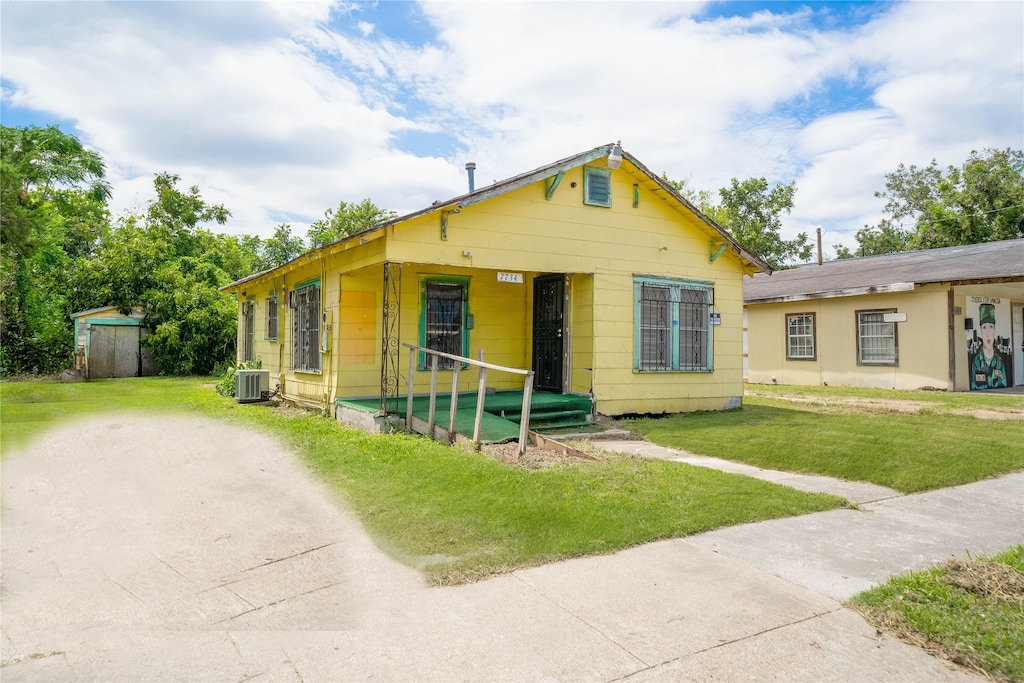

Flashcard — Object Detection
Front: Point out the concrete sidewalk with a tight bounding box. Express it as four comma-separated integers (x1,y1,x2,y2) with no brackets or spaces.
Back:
3,415,1018,681
594,439,1023,600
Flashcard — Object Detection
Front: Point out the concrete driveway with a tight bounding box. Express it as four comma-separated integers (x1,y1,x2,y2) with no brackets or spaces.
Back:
3,414,1016,682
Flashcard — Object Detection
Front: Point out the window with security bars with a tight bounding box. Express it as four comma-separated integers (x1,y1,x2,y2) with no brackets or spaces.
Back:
857,310,897,365
786,313,816,360
423,282,465,369
242,300,255,362
636,278,713,372
292,282,321,372
265,295,278,341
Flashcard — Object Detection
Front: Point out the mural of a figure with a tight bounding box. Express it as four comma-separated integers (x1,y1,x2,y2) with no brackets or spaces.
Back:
970,303,1008,390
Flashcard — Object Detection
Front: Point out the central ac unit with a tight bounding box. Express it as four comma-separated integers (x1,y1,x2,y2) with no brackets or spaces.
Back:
236,369,270,403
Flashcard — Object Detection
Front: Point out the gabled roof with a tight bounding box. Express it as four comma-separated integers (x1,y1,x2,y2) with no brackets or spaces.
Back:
744,238,1024,304
224,143,771,292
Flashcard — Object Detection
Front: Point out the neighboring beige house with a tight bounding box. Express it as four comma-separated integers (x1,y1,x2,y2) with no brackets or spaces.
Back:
744,239,1024,391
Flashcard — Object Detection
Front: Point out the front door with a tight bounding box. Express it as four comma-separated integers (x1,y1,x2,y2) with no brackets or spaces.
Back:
533,275,564,393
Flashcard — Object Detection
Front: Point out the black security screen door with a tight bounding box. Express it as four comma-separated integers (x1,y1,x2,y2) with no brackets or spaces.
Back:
533,275,564,392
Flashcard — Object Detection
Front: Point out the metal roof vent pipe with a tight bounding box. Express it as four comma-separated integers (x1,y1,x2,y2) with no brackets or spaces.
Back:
465,162,476,193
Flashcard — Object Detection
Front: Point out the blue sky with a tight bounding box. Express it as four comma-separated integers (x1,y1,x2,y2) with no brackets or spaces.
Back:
2,1,1021,257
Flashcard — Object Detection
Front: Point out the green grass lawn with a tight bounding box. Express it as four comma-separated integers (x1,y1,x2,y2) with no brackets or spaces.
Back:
626,392,1024,494
849,546,1024,682
0,377,844,584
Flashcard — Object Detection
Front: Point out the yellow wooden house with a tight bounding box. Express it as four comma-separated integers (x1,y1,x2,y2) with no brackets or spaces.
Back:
222,143,770,434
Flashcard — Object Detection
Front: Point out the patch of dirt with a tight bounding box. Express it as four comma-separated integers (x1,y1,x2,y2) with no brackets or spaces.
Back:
480,439,617,469
747,391,1024,420
940,558,1024,607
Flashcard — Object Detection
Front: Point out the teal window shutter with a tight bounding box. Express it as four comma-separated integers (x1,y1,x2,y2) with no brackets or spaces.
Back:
584,167,612,207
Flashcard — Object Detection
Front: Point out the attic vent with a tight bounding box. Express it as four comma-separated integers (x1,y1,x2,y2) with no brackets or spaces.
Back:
584,167,611,207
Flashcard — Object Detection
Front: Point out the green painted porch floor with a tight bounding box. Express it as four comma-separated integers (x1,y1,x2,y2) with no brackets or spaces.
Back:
337,391,593,444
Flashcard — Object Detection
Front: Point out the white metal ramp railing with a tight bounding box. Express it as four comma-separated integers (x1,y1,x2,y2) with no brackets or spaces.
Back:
402,344,535,456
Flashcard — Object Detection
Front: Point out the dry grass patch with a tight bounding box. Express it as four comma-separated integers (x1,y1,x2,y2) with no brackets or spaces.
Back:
849,546,1024,682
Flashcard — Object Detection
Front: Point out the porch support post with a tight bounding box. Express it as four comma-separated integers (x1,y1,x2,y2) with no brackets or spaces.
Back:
448,365,460,443
406,346,415,431
380,261,402,414
518,372,535,456
473,367,488,447
428,354,439,437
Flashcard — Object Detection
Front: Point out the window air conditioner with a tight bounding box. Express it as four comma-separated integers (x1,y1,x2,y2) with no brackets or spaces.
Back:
236,369,270,403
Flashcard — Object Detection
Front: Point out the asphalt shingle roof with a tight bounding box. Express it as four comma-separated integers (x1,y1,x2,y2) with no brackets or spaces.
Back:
744,239,1024,304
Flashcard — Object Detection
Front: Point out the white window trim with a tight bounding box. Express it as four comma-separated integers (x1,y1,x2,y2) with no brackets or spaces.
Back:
786,313,816,360
856,309,898,366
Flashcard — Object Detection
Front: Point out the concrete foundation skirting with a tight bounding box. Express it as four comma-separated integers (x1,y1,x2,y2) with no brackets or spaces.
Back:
335,404,390,433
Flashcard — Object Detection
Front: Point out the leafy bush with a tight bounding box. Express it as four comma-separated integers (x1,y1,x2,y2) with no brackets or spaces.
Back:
215,358,262,397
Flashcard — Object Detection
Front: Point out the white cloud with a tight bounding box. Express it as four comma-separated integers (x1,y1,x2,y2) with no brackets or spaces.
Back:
1,0,1020,260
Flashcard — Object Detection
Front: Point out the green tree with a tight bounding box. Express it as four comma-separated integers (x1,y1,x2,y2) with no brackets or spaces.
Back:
1,125,110,261
834,221,910,259
843,148,1024,258
307,198,397,248
662,173,811,269
261,223,306,268
717,178,812,270
74,174,239,375
0,126,112,374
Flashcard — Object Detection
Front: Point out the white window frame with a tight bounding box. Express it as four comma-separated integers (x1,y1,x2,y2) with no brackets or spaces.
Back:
786,313,816,360
856,310,898,366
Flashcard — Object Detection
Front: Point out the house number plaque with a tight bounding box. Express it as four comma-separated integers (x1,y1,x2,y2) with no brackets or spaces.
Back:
497,272,524,284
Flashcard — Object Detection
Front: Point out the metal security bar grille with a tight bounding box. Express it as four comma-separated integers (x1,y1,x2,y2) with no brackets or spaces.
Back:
293,283,321,372
425,283,464,369
786,313,815,359
380,262,402,415
857,311,896,364
678,288,710,371
639,285,671,370
637,279,713,372
265,296,278,341
242,301,255,362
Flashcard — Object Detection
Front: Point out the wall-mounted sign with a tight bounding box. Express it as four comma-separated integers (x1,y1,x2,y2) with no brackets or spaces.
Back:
883,312,907,323
497,272,524,284
709,312,722,326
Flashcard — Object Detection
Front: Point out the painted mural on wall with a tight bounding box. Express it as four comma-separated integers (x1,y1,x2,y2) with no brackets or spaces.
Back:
967,296,1014,390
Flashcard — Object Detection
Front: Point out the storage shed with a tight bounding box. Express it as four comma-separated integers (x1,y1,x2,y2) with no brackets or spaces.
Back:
70,306,158,379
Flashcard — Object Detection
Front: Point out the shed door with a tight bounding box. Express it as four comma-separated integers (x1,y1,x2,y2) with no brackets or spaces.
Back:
88,326,116,379
533,275,565,393
89,326,143,378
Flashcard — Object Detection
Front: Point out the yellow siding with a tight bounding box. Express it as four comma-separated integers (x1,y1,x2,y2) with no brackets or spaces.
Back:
399,264,531,395
569,274,595,395
232,159,750,414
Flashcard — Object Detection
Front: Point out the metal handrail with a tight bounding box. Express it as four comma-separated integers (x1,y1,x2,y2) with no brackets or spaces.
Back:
402,343,535,455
